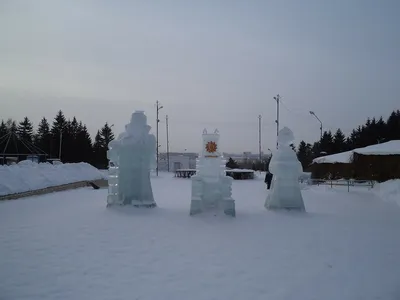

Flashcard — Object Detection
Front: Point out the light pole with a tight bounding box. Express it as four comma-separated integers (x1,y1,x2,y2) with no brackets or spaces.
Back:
273,94,281,149
166,115,170,172
309,111,323,140
156,101,163,176
258,115,262,162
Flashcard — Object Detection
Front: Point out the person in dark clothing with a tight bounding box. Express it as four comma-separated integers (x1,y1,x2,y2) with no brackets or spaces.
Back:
264,171,273,189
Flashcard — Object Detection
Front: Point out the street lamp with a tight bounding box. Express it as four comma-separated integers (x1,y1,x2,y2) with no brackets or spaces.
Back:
156,101,163,176
309,111,323,140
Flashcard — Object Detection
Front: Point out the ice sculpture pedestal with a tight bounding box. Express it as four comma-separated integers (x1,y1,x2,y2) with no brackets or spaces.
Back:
106,110,157,208
189,129,235,217
265,127,305,211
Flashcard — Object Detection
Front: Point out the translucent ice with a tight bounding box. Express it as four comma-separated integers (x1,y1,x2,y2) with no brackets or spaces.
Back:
190,129,235,216
107,111,157,207
265,127,305,211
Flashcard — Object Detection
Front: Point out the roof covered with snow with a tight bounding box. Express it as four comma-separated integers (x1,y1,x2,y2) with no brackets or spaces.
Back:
312,140,400,164
353,140,400,155
312,150,354,164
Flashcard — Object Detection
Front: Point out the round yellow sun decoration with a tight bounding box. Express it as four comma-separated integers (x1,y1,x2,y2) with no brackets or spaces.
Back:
205,141,218,153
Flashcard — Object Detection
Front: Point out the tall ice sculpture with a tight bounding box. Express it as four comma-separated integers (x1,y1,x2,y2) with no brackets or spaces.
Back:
190,129,235,217
107,111,157,207
265,127,306,211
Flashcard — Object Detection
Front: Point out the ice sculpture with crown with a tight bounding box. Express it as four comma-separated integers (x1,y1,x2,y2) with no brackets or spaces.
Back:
106,111,157,207
265,127,305,211
189,129,235,217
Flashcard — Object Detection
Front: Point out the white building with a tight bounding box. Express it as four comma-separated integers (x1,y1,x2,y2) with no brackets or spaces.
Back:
159,152,197,171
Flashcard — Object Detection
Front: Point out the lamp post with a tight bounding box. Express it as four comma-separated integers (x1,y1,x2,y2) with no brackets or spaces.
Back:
273,95,281,149
309,111,323,140
156,101,163,176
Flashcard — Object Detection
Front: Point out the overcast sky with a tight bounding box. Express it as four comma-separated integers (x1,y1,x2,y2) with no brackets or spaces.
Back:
1,0,399,153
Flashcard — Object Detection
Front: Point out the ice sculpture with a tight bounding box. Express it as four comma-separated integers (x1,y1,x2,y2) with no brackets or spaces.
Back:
190,129,235,217
106,111,157,207
265,127,305,211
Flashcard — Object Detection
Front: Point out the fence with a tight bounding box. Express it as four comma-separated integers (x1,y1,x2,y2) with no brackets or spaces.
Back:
306,179,374,192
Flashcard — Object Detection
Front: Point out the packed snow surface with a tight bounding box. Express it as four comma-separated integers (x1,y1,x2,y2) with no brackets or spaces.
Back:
1,173,400,300
0,161,106,196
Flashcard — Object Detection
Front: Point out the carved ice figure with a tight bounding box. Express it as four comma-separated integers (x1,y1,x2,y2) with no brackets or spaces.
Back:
265,127,305,211
190,129,235,217
107,111,157,207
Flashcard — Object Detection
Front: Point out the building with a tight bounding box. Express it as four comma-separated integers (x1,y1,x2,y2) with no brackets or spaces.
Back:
310,140,400,181
158,152,197,171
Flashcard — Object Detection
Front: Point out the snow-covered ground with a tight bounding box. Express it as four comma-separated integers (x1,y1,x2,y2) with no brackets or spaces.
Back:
0,161,106,196
1,173,400,300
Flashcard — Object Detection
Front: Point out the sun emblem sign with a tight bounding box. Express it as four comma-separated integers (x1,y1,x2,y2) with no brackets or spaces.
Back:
205,141,218,153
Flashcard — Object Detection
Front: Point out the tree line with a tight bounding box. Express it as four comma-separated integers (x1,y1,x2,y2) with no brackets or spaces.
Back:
2,109,399,171
0,110,115,168
296,109,400,170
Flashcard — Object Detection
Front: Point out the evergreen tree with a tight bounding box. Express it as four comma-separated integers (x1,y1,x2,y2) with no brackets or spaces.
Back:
3,119,19,154
319,131,334,155
35,117,51,156
92,130,105,168
100,122,115,148
297,140,313,169
375,116,387,142
332,129,346,153
17,117,34,143
50,110,67,159
226,157,239,169
60,119,74,162
0,120,7,139
386,110,400,141
75,122,93,163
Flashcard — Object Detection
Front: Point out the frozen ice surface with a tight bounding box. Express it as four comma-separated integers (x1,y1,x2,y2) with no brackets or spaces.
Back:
1,173,400,300
265,127,305,211
107,111,156,207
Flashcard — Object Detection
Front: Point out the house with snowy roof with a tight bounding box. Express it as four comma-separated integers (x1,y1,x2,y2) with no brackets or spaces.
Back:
310,140,400,181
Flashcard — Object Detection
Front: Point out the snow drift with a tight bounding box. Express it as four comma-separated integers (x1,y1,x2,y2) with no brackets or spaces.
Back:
0,161,106,196
373,179,400,207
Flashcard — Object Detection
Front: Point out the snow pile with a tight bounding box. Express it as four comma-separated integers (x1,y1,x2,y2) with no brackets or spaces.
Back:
0,161,106,196
373,179,400,207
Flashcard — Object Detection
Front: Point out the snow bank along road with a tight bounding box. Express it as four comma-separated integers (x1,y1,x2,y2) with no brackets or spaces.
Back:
1,174,400,300
0,162,107,199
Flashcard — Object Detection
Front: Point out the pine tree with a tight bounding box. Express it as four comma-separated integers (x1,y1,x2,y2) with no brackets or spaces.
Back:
297,141,313,169
0,120,7,139
35,117,51,156
3,119,19,154
60,120,74,162
319,131,334,155
332,129,346,154
75,122,93,163
386,110,400,141
375,116,387,143
100,122,115,148
92,130,105,168
17,117,34,143
50,110,67,159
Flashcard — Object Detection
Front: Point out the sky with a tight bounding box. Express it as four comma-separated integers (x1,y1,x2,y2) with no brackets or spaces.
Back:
1,0,399,153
